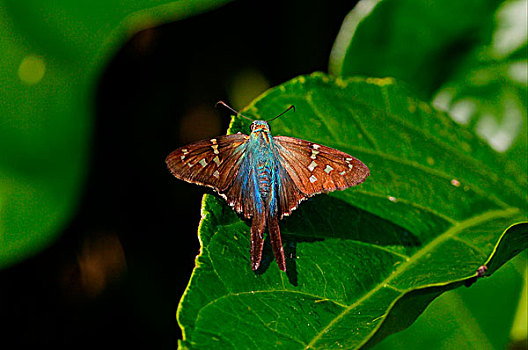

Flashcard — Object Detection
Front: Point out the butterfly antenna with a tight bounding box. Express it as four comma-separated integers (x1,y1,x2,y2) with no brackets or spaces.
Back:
215,101,253,121
266,105,295,122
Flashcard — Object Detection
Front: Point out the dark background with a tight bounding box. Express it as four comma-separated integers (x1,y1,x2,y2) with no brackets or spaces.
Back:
0,1,357,348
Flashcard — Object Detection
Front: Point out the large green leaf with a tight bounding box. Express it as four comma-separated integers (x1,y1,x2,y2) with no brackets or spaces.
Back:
177,73,527,349
0,0,231,268
329,0,527,169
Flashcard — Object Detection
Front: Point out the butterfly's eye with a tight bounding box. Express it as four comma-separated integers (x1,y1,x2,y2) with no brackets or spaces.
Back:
250,122,255,131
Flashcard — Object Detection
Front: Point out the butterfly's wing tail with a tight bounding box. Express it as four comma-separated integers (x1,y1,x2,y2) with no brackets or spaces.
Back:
268,215,286,271
250,208,287,272
250,212,266,271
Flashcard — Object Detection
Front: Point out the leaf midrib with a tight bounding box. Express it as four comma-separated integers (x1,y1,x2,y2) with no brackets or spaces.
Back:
305,207,520,349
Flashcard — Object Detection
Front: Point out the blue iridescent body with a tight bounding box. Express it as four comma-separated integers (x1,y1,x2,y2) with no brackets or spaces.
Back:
241,120,280,216
166,114,369,272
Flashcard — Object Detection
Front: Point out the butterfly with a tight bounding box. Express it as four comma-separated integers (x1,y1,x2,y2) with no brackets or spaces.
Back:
166,102,369,272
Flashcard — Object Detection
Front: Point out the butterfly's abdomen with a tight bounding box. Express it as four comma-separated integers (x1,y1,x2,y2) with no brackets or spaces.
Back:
257,162,272,199
247,130,281,216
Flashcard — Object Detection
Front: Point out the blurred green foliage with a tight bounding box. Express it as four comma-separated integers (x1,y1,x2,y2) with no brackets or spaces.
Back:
0,0,232,268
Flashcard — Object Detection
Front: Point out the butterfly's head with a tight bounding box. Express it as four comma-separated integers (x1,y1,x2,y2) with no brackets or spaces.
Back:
250,120,271,133
250,120,271,143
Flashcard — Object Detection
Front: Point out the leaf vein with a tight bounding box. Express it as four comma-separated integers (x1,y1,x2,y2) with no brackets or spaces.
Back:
336,144,511,209
450,236,489,260
237,296,308,347
305,92,342,141
345,189,458,225
197,289,349,317
305,207,519,349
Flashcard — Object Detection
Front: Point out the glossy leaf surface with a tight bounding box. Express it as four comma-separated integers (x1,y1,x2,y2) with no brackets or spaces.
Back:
177,73,527,349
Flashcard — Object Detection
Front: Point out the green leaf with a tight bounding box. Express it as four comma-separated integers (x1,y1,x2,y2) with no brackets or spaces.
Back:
329,0,527,169
0,0,232,268
329,0,502,98
372,252,526,349
510,258,528,345
177,73,528,349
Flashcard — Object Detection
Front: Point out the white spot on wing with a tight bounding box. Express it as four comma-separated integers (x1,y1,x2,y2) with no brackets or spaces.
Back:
212,145,219,154
310,149,320,159
324,165,334,174
180,155,185,160
308,161,318,172
210,138,217,144
309,175,317,183
312,144,320,149
199,158,208,167
182,149,189,154
339,171,346,175
213,156,221,166
213,170,220,178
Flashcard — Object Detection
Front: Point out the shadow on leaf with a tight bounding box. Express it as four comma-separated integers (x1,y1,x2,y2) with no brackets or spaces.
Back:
251,194,420,284
282,194,420,247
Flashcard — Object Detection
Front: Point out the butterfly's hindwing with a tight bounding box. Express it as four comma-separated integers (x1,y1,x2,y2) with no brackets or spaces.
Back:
276,166,307,219
223,156,256,218
273,136,369,197
166,134,249,192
